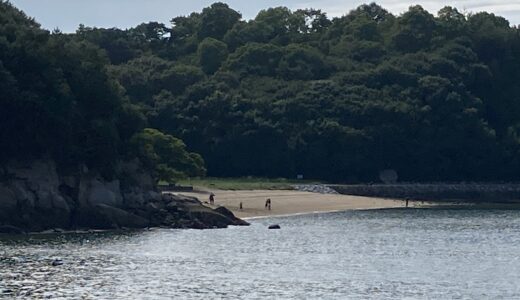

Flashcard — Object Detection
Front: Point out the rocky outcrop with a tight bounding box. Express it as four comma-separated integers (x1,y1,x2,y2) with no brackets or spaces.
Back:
0,160,248,233
79,178,123,207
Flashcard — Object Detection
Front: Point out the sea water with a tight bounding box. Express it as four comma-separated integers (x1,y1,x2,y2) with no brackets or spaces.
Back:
1,208,520,299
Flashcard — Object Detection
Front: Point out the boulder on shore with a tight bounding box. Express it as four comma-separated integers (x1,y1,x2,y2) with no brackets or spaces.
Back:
214,206,249,226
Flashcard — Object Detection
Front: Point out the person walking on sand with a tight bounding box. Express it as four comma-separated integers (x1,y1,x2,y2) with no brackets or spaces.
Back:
209,193,215,205
265,198,271,210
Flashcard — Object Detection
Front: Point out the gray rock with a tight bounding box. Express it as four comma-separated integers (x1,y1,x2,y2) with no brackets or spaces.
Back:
52,195,70,212
7,161,70,218
95,204,150,228
166,193,200,204
8,160,56,182
123,188,145,208
61,176,77,189
165,201,179,212
35,189,70,212
36,193,54,210
147,191,162,202
51,259,63,266
9,161,61,197
214,206,249,226
119,159,155,190
10,180,35,208
0,225,25,234
146,202,160,212
79,178,123,207
1,159,250,233
292,184,338,194
189,210,231,229
0,185,17,209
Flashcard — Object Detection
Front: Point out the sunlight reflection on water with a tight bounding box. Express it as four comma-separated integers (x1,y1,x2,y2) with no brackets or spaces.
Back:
1,208,520,299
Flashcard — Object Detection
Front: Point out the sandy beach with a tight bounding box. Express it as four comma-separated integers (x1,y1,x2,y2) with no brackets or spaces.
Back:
173,189,407,219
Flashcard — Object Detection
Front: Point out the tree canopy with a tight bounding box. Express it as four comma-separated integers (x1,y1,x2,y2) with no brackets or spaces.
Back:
0,1,204,181
3,1,520,182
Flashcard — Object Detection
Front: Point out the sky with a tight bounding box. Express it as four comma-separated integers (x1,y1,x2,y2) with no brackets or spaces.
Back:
9,0,520,32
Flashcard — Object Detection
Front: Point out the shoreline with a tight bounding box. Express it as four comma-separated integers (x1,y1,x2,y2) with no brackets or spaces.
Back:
170,189,409,219
241,206,407,220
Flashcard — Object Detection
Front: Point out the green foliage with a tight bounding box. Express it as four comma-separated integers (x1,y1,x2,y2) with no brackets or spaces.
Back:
0,1,205,182
111,55,204,104
199,2,241,40
131,128,206,182
225,43,284,76
392,5,436,52
278,44,332,79
4,1,520,182
197,37,228,74
177,177,319,190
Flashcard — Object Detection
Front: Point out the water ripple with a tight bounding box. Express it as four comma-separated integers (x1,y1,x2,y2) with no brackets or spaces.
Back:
2,209,520,299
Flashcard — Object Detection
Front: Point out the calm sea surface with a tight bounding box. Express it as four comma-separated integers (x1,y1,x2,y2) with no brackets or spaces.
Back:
1,208,520,299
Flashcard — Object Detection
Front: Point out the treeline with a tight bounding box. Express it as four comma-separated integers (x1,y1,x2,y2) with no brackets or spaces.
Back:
4,2,520,182
0,1,205,182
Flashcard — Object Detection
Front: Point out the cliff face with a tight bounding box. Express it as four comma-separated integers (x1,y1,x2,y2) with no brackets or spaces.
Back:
0,160,247,233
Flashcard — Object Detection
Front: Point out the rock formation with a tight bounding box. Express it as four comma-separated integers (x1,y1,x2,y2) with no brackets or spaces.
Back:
0,160,248,233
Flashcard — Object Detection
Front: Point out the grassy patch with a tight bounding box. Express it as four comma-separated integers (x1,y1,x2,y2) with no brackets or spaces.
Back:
175,177,321,190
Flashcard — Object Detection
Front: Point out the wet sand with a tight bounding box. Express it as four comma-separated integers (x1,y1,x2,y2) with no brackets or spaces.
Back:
172,189,407,219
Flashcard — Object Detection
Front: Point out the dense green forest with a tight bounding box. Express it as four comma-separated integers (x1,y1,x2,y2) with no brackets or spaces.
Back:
0,1,205,182
2,1,520,182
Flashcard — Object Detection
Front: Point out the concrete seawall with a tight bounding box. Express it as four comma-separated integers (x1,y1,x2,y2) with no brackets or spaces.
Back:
330,184,520,203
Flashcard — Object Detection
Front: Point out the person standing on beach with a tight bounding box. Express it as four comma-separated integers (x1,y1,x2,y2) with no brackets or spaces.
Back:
265,198,271,210
209,193,215,205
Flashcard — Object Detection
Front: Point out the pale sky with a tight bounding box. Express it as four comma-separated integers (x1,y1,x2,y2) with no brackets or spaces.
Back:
9,0,520,32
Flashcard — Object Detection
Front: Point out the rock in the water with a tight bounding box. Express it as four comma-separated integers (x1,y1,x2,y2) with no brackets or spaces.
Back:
268,224,281,229
51,259,63,266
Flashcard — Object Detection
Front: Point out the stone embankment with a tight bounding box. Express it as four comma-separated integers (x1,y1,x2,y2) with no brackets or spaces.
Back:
0,160,248,234
292,184,338,194
330,183,520,203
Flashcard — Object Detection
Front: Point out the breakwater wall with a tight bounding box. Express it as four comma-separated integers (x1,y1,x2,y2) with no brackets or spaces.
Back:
330,184,520,203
